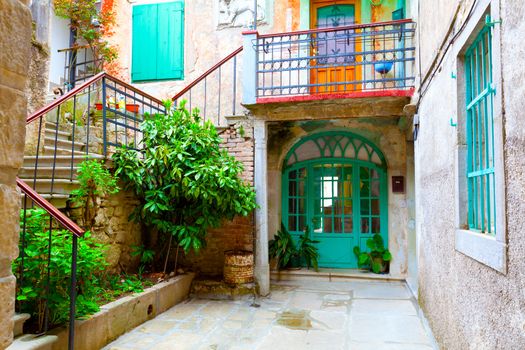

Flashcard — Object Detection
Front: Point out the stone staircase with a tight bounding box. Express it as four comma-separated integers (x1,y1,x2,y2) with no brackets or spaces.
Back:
19,120,104,209
8,314,57,350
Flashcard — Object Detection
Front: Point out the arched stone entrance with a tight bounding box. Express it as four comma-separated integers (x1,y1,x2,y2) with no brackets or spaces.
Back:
282,131,388,268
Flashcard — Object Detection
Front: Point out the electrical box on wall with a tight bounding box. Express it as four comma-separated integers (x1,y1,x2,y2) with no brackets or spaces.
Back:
392,176,405,193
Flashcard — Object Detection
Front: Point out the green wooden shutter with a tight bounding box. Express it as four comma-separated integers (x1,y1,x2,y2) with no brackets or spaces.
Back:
132,4,158,81
132,1,184,82
157,2,184,80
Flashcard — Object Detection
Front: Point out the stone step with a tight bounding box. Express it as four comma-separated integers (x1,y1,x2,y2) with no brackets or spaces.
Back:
43,137,85,152
44,128,71,142
13,314,30,338
43,146,87,156
7,334,58,350
23,154,104,168
18,178,79,195
20,193,70,209
19,166,78,180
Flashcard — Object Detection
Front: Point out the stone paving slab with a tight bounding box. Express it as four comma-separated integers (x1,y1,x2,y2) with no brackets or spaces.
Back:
103,280,437,350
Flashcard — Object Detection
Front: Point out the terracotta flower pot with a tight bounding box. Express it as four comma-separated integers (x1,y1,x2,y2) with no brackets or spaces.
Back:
126,103,140,113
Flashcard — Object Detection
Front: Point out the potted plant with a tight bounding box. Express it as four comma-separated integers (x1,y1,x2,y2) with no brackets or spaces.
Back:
353,234,392,274
269,224,299,270
297,226,319,271
269,224,319,271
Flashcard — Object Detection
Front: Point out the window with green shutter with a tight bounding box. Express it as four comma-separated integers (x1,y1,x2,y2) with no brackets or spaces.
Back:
464,23,496,235
132,1,184,82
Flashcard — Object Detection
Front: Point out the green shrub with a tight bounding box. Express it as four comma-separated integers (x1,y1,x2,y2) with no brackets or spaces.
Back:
353,234,392,274
70,159,119,229
14,208,108,331
113,101,257,259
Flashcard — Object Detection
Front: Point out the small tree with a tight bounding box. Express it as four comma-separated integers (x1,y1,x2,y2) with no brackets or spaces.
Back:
113,101,257,272
70,159,119,229
53,0,117,71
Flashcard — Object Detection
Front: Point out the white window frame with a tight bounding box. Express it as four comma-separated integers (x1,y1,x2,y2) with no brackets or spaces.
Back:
453,0,506,273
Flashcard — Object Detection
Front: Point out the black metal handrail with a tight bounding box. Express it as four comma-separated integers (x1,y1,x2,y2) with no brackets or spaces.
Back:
19,72,166,349
172,47,244,126
255,19,416,98
16,178,83,349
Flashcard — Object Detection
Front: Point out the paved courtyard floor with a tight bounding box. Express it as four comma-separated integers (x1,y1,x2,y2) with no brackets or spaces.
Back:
103,279,436,350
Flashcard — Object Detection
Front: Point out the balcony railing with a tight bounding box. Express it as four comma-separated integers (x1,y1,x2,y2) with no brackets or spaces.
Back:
253,19,416,99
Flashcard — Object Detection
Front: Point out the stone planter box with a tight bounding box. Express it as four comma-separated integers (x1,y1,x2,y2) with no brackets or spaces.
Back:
49,273,194,350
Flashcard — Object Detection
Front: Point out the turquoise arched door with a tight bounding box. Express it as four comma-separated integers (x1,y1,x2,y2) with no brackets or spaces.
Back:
282,131,388,268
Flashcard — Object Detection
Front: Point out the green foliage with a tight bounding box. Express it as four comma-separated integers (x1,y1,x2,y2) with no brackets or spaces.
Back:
113,100,257,254
269,224,298,270
131,245,155,274
14,208,154,331
297,226,320,271
70,159,119,228
269,224,320,271
14,208,108,330
53,0,117,71
353,234,392,274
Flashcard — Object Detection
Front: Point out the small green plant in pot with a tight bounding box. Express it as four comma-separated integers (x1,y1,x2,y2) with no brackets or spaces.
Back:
269,224,320,271
353,234,392,274
297,226,320,271
269,224,298,270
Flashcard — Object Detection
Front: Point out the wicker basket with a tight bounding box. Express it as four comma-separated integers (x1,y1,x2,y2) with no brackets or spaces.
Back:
224,250,254,284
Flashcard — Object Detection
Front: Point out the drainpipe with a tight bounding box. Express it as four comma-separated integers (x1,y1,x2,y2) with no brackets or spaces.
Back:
253,0,257,30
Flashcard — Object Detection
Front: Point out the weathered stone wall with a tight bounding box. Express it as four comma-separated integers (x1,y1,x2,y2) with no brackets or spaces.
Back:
415,0,525,348
180,122,255,277
0,0,32,347
266,117,411,278
68,187,143,274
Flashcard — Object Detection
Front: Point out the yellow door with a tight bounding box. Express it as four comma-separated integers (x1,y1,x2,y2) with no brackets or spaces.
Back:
310,0,362,94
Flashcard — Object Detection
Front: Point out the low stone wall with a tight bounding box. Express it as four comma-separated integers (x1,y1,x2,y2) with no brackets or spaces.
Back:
49,273,195,350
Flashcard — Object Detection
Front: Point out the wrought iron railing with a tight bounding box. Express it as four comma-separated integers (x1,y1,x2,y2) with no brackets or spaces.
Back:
58,45,103,92
255,19,416,98
24,72,165,204
16,178,84,350
18,72,166,349
172,47,244,126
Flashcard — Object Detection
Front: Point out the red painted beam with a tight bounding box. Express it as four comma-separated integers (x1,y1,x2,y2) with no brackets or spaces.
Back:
257,19,414,39
17,178,85,237
256,88,415,104
172,46,243,101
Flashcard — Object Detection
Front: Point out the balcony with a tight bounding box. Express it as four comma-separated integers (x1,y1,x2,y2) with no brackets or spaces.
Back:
242,20,416,119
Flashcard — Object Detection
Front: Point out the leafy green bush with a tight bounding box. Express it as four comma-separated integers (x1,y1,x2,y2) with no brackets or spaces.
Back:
14,208,108,331
70,159,119,229
353,234,392,274
113,101,257,258
269,224,319,271
14,208,154,331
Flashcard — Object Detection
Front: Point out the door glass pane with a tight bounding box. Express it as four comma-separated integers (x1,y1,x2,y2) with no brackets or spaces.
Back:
359,166,382,235
316,5,356,65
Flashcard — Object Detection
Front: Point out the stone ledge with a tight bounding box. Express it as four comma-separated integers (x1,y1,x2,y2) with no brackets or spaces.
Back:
47,273,194,350
271,268,405,283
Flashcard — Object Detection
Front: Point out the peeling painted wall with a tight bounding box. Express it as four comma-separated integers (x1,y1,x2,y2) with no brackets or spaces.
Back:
415,0,525,348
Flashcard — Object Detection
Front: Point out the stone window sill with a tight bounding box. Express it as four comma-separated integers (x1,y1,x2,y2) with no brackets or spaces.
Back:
455,229,507,273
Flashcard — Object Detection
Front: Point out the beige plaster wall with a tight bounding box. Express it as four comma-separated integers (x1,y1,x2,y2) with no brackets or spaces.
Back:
0,0,32,347
267,117,411,278
415,0,525,348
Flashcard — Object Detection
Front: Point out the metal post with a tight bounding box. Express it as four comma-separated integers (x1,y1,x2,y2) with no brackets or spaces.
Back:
68,234,78,350
102,78,107,157
233,55,237,115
